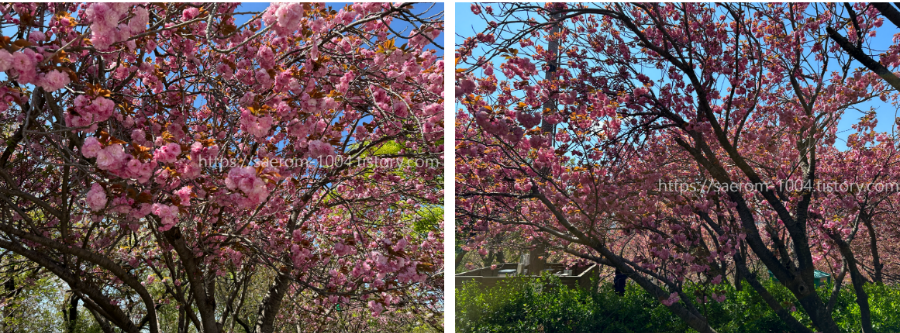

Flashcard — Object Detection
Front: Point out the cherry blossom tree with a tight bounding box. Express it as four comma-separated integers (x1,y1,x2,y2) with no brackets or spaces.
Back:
825,4,900,288
0,2,443,333
814,114,900,287
457,3,897,333
828,3,900,92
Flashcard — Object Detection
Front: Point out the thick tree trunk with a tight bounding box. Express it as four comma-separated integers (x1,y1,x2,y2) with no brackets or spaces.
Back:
495,249,506,264
602,251,718,333
615,9,842,329
164,228,217,333
872,3,900,31
734,243,747,291
2,267,13,333
860,213,883,283
613,269,627,296
0,239,140,333
254,273,291,333
480,251,494,267
177,308,186,333
86,307,115,333
731,254,813,333
455,250,467,269
64,292,79,333
833,235,874,333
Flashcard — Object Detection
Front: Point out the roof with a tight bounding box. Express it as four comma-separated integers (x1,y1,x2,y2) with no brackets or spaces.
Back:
767,269,831,278
814,270,830,279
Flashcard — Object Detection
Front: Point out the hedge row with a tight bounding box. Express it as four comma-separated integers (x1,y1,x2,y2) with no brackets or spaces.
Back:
456,275,900,333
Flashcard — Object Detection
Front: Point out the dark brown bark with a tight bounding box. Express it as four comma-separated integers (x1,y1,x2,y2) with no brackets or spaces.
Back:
860,212,884,283
163,227,218,333
614,4,842,330
872,3,900,30
0,238,140,333
253,273,291,333
86,307,115,333
2,265,12,333
0,212,160,332
734,242,747,291
235,317,252,333
831,234,874,333
531,189,720,333
177,308,186,333
596,248,718,333
826,26,900,92
732,253,814,333
480,250,498,267
459,4,875,333
64,293,80,333
455,250,467,269
0,89,43,168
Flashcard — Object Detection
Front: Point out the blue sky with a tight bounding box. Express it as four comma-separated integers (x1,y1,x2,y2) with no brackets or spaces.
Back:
456,2,900,151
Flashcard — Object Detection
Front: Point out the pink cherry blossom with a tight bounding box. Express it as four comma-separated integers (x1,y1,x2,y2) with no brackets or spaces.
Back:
27,30,45,43
240,109,274,138
182,7,199,20
307,140,333,159
85,184,107,211
154,143,181,164
273,3,305,32
124,158,155,184
713,293,727,303
131,129,147,145
257,45,275,69
95,144,127,171
151,203,179,231
368,300,384,317
0,50,12,72
471,4,482,15
661,293,681,306
0,4,442,330
334,242,355,256
175,186,192,206
225,167,269,206
38,70,70,91
456,3,896,331
67,95,115,132
10,50,36,83
81,137,103,158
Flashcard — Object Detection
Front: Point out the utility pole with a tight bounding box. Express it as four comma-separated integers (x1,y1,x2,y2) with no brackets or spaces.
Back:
533,10,562,269
540,11,562,140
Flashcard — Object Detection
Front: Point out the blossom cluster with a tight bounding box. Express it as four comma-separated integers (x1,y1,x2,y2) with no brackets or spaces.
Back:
66,95,115,132
83,3,148,50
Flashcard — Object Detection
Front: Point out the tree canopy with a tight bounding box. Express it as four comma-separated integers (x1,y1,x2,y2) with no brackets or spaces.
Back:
456,3,900,333
0,3,443,332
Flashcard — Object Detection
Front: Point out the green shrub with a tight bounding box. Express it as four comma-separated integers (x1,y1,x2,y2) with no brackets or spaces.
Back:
456,275,900,333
